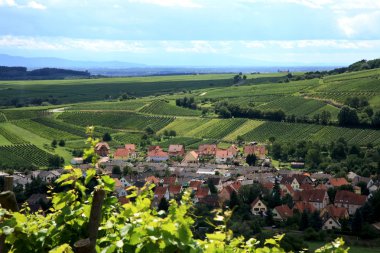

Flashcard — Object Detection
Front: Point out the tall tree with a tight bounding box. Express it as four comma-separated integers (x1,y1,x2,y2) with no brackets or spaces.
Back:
246,154,257,166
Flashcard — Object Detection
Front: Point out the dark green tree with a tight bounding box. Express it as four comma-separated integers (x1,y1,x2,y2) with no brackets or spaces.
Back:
338,106,359,126
112,165,121,175
299,211,310,231
102,132,112,142
246,154,257,166
58,140,65,147
229,191,239,209
51,139,57,148
352,209,363,236
158,197,169,212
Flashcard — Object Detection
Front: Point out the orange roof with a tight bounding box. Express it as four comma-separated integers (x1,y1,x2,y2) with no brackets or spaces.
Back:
198,144,217,155
145,176,159,184
148,148,168,158
163,176,176,185
113,178,122,188
262,182,274,190
328,178,349,187
168,144,184,153
244,144,266,156
216,149,229,158
114,148,130,157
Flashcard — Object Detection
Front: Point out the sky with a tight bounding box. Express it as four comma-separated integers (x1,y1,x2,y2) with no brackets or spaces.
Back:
0,0,380,66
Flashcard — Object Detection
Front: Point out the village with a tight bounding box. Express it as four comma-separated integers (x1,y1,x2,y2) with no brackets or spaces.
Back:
5,140,379,238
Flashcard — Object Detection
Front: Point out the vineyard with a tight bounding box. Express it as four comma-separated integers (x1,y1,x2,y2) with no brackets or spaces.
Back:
156,136,202,149
241,120,380,145
256,96,326,116
69,100,148,111
112,131,144,144
58,111,175,132
0,109,49,121
32,117,88,137
188,118,247,139
223,120,264,142
0,144,54,167
0,113,6,122
0,125,28,144
139,100,201,116
159,118,211,136
13,119,81,140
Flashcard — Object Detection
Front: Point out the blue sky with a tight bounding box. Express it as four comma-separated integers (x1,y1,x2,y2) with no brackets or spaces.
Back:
0,0,380,66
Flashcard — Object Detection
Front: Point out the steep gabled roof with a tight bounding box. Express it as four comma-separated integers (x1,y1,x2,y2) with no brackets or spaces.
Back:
327,178,349,187
168,144,184,153
323,204,348,219
154,186,168,196
293,202,316,213
293,189,327,203
335,190,366,206
196,186,210,198
169,184,182,195
274,205,293,219
95,142,110,150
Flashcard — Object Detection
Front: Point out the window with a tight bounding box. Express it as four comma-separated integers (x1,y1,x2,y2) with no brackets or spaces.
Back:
329,221,332,224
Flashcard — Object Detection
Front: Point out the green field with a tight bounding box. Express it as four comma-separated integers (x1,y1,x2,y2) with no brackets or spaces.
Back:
140,100,201,116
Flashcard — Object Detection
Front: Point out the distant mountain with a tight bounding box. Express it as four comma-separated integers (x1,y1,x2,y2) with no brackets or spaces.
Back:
0,54,146,69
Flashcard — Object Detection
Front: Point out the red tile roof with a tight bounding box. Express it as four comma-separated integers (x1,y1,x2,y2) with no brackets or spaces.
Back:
293,202,316,213
124,144,136,151
293,189,327,203
323,204,348,219
163,176,177,185
145,176,159,184
244,144,266,157
168,144,184,153
274,205,293,219
335,190,366,206
114,148,130,158
196,186,210,198
189,180,203,190
169,185,182,195
154,186,168,196
148,147,169,158
216,149,229,159
328,178,349,187
198,144,217,155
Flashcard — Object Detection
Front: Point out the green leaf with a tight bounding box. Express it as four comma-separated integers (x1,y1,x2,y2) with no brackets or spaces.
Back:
85,169,96,185
101,175,115,192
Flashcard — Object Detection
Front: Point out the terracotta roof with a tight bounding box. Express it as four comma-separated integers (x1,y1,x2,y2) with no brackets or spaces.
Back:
148,148,169,158
183,151,199,162
262,182,274,190
154,186,168,196
199,195,220,207
328,178,349,187
227,145,238,155
95,142,110,150
148,145,162,151
145,176,159,184
300,184,313,191
335,190,367,206
216,149,230,159
163,176,177,185
168,144,184,153
293,202,316,213
323,204,348,219
293,189,327,203
114,148,130,157
250,197,263,208
230,181,242,192
274,205,293,219
244,144,266,156
189,180,203,189
198,144,217,155
169,185,182,195
196,186,210,198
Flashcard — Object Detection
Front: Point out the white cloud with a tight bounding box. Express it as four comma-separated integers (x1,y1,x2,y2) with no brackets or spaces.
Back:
0,0,46,9
128,0,202,8
0,35,149,53
337,11,380,37
241,40,380,49
162,41,222,53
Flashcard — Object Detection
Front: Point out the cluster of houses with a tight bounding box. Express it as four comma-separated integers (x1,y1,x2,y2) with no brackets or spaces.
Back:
89,142,268,165
110,168,376,232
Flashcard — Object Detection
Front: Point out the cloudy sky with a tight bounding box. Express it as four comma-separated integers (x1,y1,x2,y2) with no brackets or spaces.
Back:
0,0,380,66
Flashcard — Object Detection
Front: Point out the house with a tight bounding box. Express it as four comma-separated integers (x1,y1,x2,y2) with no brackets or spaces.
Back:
199,195,220,207
293,202,316,214
208,177,223,192
320,204,349,221
325,178,349,188
26,193,49,212
162,176,177,186
114,144,137,160
70,157,83,165
215,149,233,164
168,144,185,157
280,177,300,191
145,175,160,185
323,217,341,230
218,181,242,203
280,184,295,197
244,144,267,159
38,170,61,182
198,144,217,156
189,180,203,191
250,198,267,215
95,142,110,157
273,205,293,221
334,190,367,215
154,186,169,200
182,151,199,163
227,145,239,157
293,189,329,210
195,186,211,202
147,146,169,162
120,177,132,188
168,184,182,198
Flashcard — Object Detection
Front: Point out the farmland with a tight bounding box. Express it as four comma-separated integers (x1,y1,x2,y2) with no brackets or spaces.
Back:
0,144,55,168
0,70,378,167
